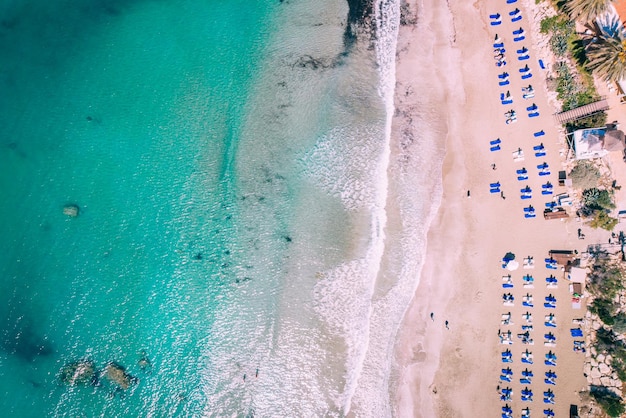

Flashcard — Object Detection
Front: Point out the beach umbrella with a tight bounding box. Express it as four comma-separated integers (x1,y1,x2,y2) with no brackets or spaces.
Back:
506,260,519,271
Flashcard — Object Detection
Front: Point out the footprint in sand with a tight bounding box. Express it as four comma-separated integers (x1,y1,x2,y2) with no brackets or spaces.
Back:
473,291,483,303
455,347,463,359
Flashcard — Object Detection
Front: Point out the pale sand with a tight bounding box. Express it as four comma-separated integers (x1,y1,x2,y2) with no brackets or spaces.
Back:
392,0,589,416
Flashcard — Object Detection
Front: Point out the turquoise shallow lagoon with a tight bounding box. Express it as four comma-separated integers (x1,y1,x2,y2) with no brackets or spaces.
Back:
0,0,413,416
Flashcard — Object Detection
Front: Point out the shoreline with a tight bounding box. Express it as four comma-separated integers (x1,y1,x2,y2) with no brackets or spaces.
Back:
391,0,589,416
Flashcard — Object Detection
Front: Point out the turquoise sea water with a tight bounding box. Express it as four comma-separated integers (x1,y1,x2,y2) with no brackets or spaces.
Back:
0,0,415,416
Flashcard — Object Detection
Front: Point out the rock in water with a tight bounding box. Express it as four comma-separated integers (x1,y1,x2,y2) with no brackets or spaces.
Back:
137,350,151,370
63,204,79,217
103,362,137,390
59,359,96,385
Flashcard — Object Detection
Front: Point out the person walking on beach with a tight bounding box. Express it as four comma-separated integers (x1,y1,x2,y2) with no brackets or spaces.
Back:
430,312,434,321
445,320,449,329
492,163,496,170
501,191,505,200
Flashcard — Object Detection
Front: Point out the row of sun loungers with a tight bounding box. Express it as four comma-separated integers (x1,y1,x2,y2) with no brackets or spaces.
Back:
490,8,522,26
500,350,558,366
498,252,566,415
500,274,556,289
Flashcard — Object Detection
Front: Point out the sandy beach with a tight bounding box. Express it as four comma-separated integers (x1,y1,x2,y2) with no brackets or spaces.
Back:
391,0,589,416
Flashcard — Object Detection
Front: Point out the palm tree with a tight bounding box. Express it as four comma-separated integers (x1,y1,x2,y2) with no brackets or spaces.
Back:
566,0,614,24
586,26,626,82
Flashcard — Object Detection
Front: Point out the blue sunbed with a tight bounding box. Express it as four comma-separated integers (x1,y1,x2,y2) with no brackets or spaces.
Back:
518,175,528,181
516,168,527,174
537,162,548,169
514,35,525,42
491,188,501,194
502,99,513,105
498,72,509,79
527,104,538,111
494,42,505,48
499,80,510,86
519,65,530,73
512,14,522,22
533,144,544,150
538,170,551,176
491,21,502,26
523,206,534,212
534,130,545,137
525,213,536,218
509,8,520,16
518,54,529,61
507,0,517,3
542,190,553,195
535,152,546,157
513,28,524,35
539,59,546,69
528,111,539,117
571,329,583,337
491,145,501,152
490,138,501,145
516,47,527,54
521,72,532,79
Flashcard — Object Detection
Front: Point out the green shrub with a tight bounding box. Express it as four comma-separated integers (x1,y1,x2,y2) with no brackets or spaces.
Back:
590,387,626,417
588,261,624,299
589,210,619,231
570,161,601,189
583,188,615,210
591,298,617,325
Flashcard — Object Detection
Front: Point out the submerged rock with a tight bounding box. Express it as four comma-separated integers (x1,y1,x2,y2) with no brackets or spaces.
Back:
103,362,137,390
63,204,79,217
137,350,151,370
59,359,96,385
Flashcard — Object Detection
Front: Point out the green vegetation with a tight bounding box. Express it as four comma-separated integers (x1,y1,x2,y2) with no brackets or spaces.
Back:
589,210,619,230
565,0,615,24
569,161,601,189
586,27,626,83
540,12,606,129
587,256,626,417
582,188,615,210
590,386,626,417
578,187,618,230
587,260,624,298
590,298,617,325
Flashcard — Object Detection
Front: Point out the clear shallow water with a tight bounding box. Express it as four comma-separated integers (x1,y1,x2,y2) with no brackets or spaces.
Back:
0,0,439,416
